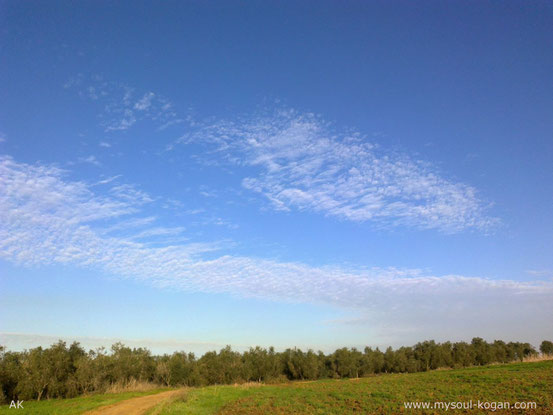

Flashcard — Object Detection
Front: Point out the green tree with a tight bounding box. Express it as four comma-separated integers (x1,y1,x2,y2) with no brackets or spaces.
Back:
0,346,22,402
471,338,492,366
540,340,553,356
452,342,474,367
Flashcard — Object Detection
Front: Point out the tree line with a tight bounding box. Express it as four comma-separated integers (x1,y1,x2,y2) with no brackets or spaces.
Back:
1,338,552,402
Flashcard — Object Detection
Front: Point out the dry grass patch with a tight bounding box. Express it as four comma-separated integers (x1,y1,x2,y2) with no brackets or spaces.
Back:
105,378,161,394
523,354,553,363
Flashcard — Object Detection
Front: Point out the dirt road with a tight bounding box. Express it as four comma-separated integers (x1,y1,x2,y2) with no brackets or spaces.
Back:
83,389,186,415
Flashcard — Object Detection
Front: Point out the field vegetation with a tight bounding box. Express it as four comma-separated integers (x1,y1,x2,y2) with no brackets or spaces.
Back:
156,360,553,414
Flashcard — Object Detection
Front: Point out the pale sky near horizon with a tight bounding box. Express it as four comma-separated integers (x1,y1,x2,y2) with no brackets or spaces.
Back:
1,0,552,355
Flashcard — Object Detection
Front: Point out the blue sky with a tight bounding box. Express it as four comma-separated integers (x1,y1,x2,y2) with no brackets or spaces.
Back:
1,0,552,354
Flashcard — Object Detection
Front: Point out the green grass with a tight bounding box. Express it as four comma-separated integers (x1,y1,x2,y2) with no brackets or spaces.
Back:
157,361,553,414
148,386,259,415
0,388,172,415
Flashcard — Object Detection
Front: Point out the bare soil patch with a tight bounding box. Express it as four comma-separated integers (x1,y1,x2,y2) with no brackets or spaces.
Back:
83,389,185,415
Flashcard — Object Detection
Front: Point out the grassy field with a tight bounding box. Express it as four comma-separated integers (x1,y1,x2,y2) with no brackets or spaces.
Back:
155,361,553,414
0,388,172,415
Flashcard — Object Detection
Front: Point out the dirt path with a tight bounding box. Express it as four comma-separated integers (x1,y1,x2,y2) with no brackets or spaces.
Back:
83,389,186,415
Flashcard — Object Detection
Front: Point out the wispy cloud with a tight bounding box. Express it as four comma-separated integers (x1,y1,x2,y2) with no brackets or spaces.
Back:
199,188,218,198
65,77,497,233
99,216,158,235
0,132,6,143
134,92,155,111
77,155,101,166
94,175,121,186
110,183,154,204
1,155,549,343
64,75,180,132
158,118,186,131
174,110,498,233
99,141,112,148
105,109,137,132
199,216,239,230
526,269,553,278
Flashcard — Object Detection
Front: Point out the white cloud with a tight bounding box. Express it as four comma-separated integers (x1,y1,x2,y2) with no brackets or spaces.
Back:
175,110,498,233
0,156,214,266
87,86,99,100
134,92,155,111
201,217,239,229
66,78,497,233
63,76,82,89
526,269,553,278
105,108,136,131
158,118,185,131
0,155,550,344
64,76,179,132
0,132,6,143
110,183,154,204
99,141,112,148
94,175,121,185
77,155,101,166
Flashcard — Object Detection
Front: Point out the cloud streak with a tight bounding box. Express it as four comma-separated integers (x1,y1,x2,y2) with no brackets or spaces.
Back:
64,75,178,132
76,155,101,166
176,110,498,233
0,155,550,343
